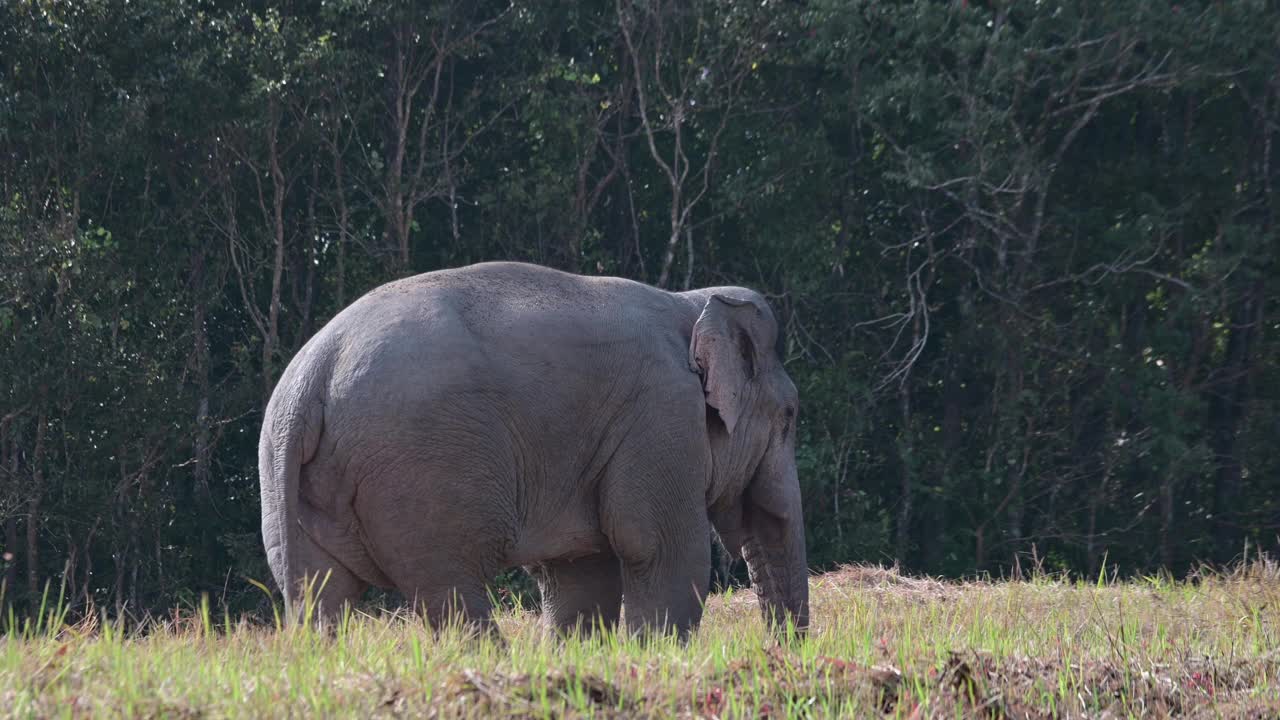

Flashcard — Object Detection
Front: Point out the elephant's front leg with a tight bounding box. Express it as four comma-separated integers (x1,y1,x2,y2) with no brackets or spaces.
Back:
603,478,712,639
615,522,711,639
530,553,623,634
599,407,714,639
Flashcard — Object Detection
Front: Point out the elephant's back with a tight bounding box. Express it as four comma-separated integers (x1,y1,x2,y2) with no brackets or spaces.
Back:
338,262,678,368
306,260,692,444
318,278,485,416
374,261,671,333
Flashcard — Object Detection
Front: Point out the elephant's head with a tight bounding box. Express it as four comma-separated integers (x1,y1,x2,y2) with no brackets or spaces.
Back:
689,293,809,636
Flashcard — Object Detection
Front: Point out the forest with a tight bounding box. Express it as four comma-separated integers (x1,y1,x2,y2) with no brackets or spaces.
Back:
1,0,1278,617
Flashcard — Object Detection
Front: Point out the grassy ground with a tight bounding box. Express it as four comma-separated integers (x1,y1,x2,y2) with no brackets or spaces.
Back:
3,562,1279,718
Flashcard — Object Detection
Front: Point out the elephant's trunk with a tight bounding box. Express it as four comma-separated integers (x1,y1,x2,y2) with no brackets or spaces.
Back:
742,456,809,636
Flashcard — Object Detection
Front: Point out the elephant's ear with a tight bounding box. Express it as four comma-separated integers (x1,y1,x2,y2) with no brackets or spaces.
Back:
689,294,764,435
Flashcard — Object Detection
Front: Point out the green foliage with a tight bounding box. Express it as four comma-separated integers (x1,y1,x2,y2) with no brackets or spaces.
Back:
0,0,1277,617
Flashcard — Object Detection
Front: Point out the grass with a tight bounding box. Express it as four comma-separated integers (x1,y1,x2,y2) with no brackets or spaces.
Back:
3,561,1280,718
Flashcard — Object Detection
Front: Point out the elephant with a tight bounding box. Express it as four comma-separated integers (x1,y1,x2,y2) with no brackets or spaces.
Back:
258,261,809,638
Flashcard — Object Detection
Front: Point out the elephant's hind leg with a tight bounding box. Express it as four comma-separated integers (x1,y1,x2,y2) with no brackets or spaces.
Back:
290,531,369,626
531,553,623,635
360,490,506,634
359,507,506,635
350,433,515,637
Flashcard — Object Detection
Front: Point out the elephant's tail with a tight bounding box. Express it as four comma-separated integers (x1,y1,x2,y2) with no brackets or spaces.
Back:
258,362,326,624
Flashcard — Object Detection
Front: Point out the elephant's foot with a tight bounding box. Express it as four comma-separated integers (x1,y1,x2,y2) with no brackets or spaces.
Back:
616,536,712,641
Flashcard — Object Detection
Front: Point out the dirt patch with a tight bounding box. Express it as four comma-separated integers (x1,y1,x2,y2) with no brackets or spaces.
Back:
687,646,1280,719
709,564,961,618
439,668,627,718
814,564,962,601
711,644,913,715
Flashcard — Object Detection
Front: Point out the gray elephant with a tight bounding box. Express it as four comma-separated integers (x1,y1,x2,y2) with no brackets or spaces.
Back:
259,261,808,638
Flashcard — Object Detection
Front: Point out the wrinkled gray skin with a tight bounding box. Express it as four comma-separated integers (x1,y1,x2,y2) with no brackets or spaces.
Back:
259,262,808,638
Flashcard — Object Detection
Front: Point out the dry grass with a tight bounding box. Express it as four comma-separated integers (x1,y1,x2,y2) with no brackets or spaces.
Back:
3,561,1279,718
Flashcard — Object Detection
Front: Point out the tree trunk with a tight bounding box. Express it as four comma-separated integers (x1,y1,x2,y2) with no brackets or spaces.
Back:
1159,468,1175,569
895,383,914,566
1209,281,1262,562
384,19,413,275
26,408,47,597
332,137,349,308
1004,314,1026,561
189,247,217,575
656,188,682,289
299,160,318,340
3,518,16,604
192,249,211,495
925,363,964,571
1,416,16,604
263,102,287,403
